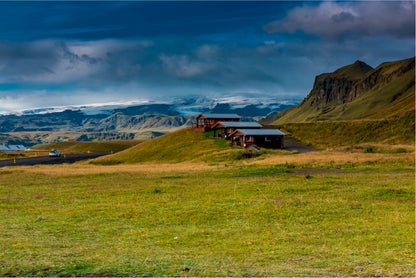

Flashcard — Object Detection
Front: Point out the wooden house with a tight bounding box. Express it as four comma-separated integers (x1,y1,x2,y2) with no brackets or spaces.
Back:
230,128,286,149
211,121,262,139
192,113,241,132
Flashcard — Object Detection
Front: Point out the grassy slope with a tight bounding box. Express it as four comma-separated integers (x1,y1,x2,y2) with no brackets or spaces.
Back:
92,128,238,165
0,157,414,276
267,57,415,124
34,140,144,154
90,112,415,164
277,110,415,149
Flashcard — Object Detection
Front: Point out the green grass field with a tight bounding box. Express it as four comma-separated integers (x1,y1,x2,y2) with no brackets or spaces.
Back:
0,154,414,276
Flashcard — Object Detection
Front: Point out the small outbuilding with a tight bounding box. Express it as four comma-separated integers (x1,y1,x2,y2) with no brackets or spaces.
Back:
230,128,286,149
192,113,241,132
211,121,262,139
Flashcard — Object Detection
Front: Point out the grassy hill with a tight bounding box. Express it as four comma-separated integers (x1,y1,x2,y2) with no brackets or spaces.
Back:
261,57,415,124
92,128,240,165
91,111,414,165
34,140,144,154
274,110,415,150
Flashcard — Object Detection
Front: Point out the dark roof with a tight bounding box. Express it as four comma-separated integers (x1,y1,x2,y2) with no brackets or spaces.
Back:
217,121,262,128
233,129,286,136
197,113,240,119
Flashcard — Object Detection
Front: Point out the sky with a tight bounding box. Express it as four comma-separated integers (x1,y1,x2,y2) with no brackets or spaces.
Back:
0,0,414,113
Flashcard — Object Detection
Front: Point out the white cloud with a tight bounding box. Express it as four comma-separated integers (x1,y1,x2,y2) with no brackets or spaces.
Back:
195,44,220,59
0,95,28,113
159,54,213,78
67,39,153,59
264,1,415,41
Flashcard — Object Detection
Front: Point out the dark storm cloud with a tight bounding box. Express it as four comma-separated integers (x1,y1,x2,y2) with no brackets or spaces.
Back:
0,40,153,84
0,38,287,91
264,1,415,41
0,1,288,41
0,1,414,113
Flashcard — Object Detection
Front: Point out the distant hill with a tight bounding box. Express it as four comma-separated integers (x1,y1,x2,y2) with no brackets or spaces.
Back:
260,57,415,124
0,110,193,133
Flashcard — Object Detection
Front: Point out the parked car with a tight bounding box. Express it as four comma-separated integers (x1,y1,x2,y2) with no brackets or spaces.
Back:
49,149,61,157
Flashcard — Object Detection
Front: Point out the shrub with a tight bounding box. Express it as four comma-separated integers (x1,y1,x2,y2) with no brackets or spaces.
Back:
228,150,246,160
394,147,407,153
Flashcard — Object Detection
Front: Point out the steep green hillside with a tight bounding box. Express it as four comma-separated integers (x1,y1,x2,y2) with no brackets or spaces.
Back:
275,110,415,149
261,57,415,124
92,128,238,164
35,140,143,154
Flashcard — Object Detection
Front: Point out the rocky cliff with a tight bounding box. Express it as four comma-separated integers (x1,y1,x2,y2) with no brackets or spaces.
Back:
261,57,415,124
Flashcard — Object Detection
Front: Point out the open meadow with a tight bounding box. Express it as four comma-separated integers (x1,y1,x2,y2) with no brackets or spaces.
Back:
0,149,414,276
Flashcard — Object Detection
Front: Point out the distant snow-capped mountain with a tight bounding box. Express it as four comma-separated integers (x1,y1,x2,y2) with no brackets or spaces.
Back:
0,95,300,144
1,95,300,118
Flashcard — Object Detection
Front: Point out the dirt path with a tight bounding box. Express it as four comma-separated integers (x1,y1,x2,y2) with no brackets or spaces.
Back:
284,139,319,153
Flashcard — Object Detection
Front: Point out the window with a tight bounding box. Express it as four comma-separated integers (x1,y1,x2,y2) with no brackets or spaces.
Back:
265,136,271,142
246,136,252,141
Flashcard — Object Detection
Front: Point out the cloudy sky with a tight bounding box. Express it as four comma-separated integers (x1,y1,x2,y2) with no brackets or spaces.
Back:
0,1,414,113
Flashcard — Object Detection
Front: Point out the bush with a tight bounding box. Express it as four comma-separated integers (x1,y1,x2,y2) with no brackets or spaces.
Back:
394,147,407,153
228,150,246,160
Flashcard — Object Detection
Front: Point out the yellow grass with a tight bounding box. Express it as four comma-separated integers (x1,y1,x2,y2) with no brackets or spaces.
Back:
332,143,415,152
3,150,414,177
2,161,217,176
248,151,415,167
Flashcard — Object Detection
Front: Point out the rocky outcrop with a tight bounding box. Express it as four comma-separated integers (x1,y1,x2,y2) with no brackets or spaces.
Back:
301,60,373,106
262,57,415,124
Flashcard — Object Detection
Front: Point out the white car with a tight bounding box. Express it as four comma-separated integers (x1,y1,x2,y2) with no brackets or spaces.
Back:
49,149,61,157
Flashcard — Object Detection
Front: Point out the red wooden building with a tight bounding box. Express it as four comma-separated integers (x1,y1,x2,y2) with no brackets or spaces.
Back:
211,121,262,139
230,128,286,148
192,113,241,132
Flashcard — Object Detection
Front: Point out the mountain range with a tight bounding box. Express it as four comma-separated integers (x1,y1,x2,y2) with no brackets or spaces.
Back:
260,57,415,124
0,96,298,145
